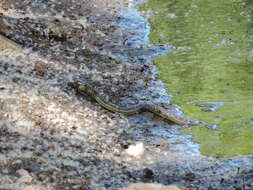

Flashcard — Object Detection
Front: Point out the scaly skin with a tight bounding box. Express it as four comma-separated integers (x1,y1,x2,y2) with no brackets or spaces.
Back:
73,81,205,127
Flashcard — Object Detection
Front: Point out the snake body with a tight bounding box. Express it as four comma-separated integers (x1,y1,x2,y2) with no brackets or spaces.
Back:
74,81,204,127
0,34,203,126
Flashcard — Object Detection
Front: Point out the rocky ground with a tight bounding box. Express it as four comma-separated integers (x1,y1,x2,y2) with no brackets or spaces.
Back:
0,0,253,190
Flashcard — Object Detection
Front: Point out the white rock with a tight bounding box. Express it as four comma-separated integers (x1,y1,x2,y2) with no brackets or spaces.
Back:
17,169,33,184
125,142,145,157
120,183,188,190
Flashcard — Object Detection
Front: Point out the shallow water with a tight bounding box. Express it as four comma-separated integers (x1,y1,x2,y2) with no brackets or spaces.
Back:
139,0,253,157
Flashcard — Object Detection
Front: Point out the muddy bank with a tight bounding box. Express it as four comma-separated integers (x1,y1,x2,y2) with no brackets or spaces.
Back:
0,0,253,190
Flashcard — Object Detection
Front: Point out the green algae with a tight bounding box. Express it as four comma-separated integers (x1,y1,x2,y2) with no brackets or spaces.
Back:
139,0,253,157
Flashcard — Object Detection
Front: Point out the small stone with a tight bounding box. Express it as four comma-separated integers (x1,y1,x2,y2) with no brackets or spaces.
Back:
12,76,21,82
206,125,219,130
0,121,9,134
198,102,224,112
143,168,154,179
125,142,145,158
17,169,33,184
154,141,168,147
246,121,253,125
34,64,46,76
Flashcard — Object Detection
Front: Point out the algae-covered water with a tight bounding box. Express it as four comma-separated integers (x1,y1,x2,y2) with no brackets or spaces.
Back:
139,0,253,157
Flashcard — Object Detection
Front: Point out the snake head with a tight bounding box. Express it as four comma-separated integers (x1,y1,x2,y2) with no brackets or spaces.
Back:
185,119,206,126
68,81,85,92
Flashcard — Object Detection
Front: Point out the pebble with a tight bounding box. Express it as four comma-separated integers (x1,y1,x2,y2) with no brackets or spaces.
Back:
143,168,154,179
247,121,253,125
125,142,145,158
198,102,224,112
206,125,219,130
17,169,33,184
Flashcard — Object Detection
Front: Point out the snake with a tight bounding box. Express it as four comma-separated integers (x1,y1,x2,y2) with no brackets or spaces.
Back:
73,81,204,127
0,34,203,127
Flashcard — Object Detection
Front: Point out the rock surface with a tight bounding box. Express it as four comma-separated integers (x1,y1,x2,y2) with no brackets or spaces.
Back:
0,0,253,190
120,183,188,190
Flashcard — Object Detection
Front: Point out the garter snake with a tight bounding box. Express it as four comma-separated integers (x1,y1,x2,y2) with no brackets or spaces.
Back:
73,81,204,127
0,34,203,127
1,32,203,126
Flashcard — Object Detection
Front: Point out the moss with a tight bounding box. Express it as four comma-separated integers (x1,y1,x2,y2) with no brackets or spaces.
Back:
139,0,253,157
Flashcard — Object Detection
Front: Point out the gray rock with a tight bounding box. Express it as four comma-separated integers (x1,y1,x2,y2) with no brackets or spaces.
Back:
247,121,253,125
206,125,219,130
198,102,224,112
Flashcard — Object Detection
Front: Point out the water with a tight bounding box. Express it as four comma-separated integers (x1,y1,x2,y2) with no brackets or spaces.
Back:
139,0,253,157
